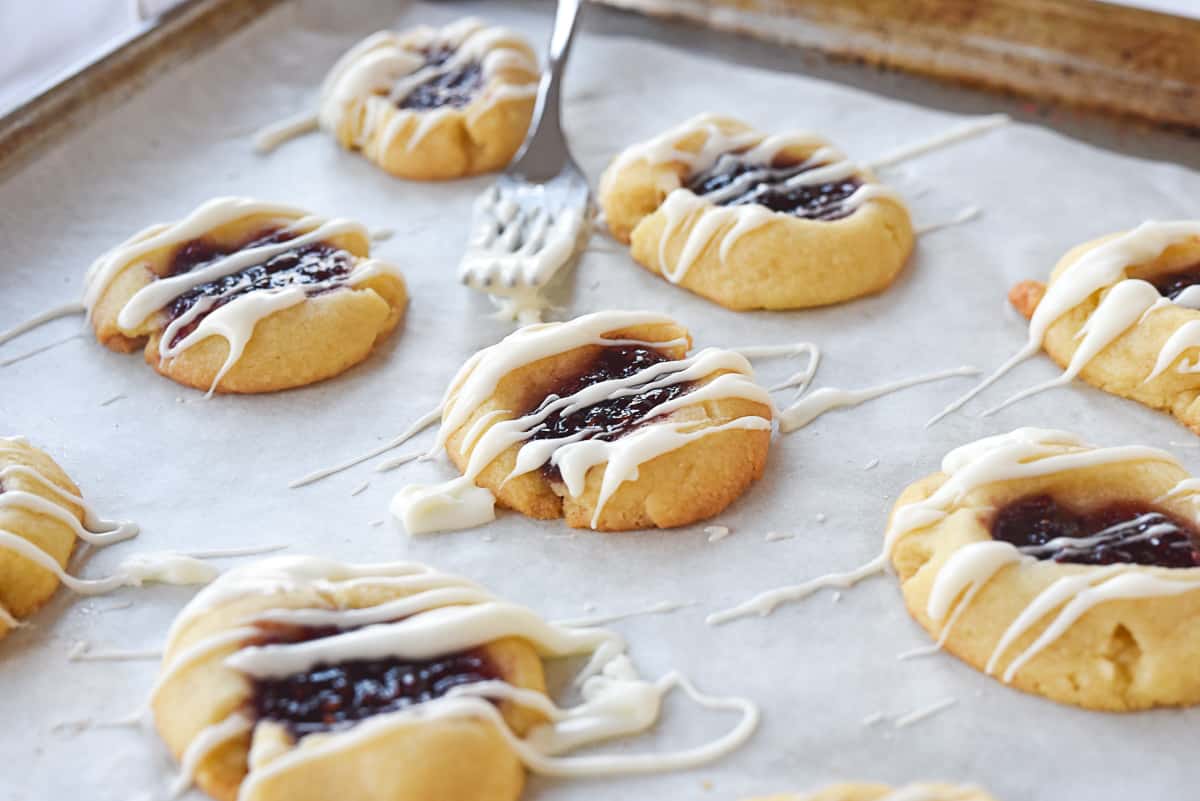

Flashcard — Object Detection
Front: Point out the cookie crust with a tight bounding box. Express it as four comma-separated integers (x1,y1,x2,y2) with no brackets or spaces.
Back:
321,19,538,181
888,430,1200,711
85,198,407,395
599,115,913,311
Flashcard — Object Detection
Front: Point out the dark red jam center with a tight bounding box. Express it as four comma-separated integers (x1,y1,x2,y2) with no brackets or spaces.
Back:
249,623,498,738
164,228,353,347
1149,262,1200,301
687,153,862,221
528,346,693,451
991,494,1200,568
397,48,483,111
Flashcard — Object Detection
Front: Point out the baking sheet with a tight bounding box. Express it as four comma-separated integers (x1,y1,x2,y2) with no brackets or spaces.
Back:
1,1,1199,799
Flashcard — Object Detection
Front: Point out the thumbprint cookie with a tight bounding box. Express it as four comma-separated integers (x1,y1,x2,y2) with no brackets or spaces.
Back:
887,428,1200,711
393,310,773,533
84,197,407,395
994,221,1200,430
312,18,537,180
745,782,997,801
598,114,913,310
0,436,138,637
152,556,757,801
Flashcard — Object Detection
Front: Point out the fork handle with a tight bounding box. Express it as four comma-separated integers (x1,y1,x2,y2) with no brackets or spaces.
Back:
511,0,583,179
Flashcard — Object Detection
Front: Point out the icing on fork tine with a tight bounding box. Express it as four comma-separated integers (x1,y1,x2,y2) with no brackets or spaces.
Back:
459,0,590,324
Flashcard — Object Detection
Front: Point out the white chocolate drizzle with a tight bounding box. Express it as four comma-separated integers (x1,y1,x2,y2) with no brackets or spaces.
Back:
0,301,84,347
778,366,979,432
82,196,403,396
68,643,163,662
735,342,821,395
254,19,537,157
157,556,757,795
603,114,907,287
891,696,957,728
390,311,773,534
553,600,695,628
914,205,981,237
710,428,1200,687
930,220,1200,424
865,113,1010,170
290,408,441,488
0,332,85,368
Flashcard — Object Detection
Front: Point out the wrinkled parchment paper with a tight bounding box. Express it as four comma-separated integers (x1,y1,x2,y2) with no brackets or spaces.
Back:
2,2,1198,799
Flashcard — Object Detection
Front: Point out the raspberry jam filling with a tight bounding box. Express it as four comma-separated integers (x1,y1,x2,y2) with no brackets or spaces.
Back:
528,346,693,449
687,152,862,221
164,228,353,347
991,494,1200,568
249,624,499,738
1150,262,1200,302
397,47,483,111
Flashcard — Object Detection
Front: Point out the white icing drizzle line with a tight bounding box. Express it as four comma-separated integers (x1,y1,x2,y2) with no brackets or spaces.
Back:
865,114,1010,170
708,426,1199,673
0,332,86,368
706,553,887,625
554,600,696,628
929,220,1200,425
391,311,772,534
914,205,981,237
179,544,289,559
0,301,85,348
289,407,442,488
68,642,163,662
158,557,758,794
778,366,979,432
251,110,318,154
255,19,538,156
734,342,821,395
83,196,404,397
892,697,957,728
172,712,254,798
0,458,138,547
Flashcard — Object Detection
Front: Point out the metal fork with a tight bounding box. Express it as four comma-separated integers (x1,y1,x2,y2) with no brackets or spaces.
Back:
458,0,590,323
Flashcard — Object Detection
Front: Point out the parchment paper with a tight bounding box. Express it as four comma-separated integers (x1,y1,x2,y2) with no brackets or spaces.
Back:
2,2,1198,799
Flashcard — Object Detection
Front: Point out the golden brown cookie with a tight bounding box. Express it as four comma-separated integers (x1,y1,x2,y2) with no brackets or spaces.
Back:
1001,221,1200,433
886,427,1200,711
598,114,913,310
744,782,996,801
316,18,537,180
0,437,82,637
84,197,407,395
0,436,143,637
152,556,759,801
393,310,773,533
